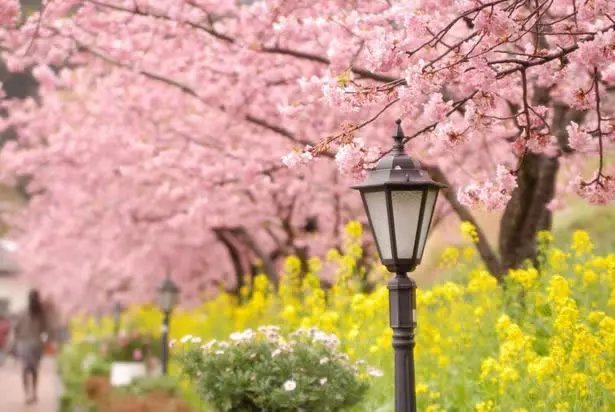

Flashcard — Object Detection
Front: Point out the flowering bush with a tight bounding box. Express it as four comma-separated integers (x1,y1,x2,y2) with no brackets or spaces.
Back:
102,330,158,363
67,222,614,411
176,326,372,411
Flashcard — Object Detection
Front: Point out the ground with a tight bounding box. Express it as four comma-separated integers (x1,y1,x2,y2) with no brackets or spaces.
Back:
0,356,57,412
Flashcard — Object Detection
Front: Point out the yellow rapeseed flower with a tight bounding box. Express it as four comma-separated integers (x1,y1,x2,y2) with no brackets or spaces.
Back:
467,270,498,293
500,366,519,382
462,246,476,262
547,275,570,305
571,230,593,256
553,301,579,333
581,269,598,286
509,268,539,289
480,357,499,382
548,249,569,272
555,401,569,412
326,248,341,263
253,274,269,292
475,400,495,412
587,311,606,325
568,372,589,397
460,221,480,243
439,247,460,268
344,220,363,238
537,230,553,244
416,383,429,395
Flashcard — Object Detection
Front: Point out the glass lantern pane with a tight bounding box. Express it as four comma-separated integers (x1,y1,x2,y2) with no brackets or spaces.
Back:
391,190,424,259
364,191,392,260
417,189,438,259
158,292,175,312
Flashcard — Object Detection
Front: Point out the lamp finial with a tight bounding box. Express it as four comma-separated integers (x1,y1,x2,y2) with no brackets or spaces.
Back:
393,119,405,153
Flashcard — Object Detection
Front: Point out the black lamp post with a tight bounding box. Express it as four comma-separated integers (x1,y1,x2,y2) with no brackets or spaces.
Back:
157,274,179,375
353,119,444,412
112,302,123,336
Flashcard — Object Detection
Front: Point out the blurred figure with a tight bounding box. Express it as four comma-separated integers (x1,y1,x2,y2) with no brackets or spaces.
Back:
13,289,49,404
0,311,10,365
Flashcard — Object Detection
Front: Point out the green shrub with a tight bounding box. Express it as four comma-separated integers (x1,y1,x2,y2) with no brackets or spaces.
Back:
119,375,182,397
103,330,159,362
57,341,107,412
177,326,374,411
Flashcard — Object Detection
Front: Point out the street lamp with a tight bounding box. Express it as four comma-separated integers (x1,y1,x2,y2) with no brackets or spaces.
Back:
157,274,180,375
112,302,123,336
353,119,445,412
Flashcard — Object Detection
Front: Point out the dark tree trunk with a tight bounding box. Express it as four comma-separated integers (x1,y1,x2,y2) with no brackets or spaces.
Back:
498,87,584,272
498,154,558,270
214,229,245,294
229,227,279,285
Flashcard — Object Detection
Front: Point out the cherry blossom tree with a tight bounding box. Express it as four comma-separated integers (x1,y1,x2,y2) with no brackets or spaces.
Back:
0,0,19,27
0,0,613,311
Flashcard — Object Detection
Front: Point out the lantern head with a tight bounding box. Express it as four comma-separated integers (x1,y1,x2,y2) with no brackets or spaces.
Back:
157,274,180,313
353,119,445,273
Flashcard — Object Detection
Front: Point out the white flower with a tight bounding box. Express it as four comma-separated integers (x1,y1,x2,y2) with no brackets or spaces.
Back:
81,353,97,371
337,353,350,361
289,328,308,338
319,357,329,365
266,331,280,341
258,325,280,334
311,330,340,348
319,377,328,385
215,350,225,355
230,328,255,342
367,367,384,377
180,334,193,343
271,348,282,357
283,380,297,391
191,337,202,344
201,339,217,350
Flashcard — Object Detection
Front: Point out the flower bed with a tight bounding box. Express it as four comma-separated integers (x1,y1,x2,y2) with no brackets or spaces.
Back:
65,224,614,411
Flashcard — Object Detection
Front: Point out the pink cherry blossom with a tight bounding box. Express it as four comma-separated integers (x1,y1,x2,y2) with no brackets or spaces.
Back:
0,0,611,312
458,165,518,211
566,122,596,152
133,349,143,361
0,0,19,26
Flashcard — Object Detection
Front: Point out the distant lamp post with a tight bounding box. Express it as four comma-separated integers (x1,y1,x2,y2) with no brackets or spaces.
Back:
112,302,123,336
353,119,445,412
157,274,180,375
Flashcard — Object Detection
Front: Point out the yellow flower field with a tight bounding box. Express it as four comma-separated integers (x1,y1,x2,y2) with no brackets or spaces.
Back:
70,222,615,411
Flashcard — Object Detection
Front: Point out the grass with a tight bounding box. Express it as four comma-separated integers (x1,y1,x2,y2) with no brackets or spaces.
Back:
553,200,615,254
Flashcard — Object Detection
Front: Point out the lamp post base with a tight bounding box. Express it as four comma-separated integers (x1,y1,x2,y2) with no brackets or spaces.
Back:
388,273,417,412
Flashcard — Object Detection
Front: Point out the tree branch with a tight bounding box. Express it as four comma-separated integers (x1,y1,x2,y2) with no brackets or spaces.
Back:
426,165,504,280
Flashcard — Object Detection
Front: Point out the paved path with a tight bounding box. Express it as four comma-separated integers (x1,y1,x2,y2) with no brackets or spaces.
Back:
0,355,57,412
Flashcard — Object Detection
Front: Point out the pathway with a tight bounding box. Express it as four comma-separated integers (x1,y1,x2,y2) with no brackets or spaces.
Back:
0,355,57,412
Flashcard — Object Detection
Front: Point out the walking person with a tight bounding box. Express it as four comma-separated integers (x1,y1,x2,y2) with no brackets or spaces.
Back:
0,311,10,366
13,289,49,404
